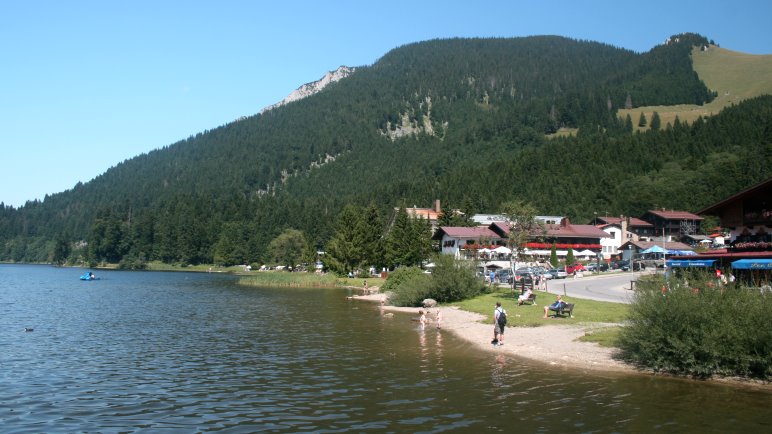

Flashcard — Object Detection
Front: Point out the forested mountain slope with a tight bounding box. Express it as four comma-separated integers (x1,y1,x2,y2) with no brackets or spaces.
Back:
1,33,769,265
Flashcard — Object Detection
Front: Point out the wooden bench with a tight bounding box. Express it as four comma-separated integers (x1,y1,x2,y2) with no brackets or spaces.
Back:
518,293,537,305
548,302,574,318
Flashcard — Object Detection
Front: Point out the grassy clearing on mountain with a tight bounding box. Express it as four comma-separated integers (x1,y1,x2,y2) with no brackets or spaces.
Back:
619,46,772,129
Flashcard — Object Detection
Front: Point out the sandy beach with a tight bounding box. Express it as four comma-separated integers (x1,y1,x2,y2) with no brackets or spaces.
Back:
354,292,636,374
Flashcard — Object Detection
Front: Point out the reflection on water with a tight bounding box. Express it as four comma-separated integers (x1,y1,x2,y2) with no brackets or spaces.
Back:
0,264,769,433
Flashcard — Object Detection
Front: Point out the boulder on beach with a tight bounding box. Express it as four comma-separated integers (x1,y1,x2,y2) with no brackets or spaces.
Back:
422,298,437,308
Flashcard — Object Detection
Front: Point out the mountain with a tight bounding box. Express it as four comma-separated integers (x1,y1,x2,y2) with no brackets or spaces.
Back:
1,33,770,266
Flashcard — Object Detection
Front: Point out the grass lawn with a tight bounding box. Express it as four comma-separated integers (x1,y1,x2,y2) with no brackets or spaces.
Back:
578,326,623,347
451,287,629,327
145,261,387,289
238,272,386,289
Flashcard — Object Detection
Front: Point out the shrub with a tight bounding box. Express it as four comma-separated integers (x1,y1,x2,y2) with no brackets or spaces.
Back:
381,266,425,293
617,271,771,380
388,272,433,307
429,254,486,303
382,257,486,307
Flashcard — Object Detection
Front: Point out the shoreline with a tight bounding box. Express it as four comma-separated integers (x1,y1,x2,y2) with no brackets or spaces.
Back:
353,292,771,389
355,293,636,374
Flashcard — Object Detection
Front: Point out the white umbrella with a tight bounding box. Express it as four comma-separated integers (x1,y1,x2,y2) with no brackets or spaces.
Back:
492,246,512,254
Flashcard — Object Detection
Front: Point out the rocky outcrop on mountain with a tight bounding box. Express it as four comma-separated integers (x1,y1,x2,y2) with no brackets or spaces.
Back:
260,66,355,113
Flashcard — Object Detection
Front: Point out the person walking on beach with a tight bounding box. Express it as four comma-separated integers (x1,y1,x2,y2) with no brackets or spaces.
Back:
493,302,506,345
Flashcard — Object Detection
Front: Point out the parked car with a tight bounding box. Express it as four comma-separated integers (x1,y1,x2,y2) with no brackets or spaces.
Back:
548,268,568,279
495,269,513,284
566,263,586,274
625,261,646,271
614,260,645,271
611,259,628,270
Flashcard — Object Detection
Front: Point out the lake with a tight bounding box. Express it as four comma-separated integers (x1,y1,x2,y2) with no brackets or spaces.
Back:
1,264,769,433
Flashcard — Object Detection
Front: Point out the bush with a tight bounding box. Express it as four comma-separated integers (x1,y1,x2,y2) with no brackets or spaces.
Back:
429,254,486,302
388,273,433,307
382,258,486,307
381,266,425,293
617,271,771,380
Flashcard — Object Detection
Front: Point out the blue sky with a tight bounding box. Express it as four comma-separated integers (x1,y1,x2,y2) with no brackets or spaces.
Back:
2,0,770,207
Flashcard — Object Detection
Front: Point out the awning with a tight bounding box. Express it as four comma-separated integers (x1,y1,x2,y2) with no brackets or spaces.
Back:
667,250,697,256
641,245,666,254
666,259,716,268
731,259,772,270
576,249,597,256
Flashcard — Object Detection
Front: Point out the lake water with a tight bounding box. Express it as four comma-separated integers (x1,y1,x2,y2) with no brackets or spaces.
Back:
1,264,769,433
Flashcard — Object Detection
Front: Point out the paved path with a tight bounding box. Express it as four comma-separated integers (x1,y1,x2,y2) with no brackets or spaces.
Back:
497,271,657,304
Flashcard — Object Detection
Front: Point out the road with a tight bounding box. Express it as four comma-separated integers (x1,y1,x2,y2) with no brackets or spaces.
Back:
540,270,654,304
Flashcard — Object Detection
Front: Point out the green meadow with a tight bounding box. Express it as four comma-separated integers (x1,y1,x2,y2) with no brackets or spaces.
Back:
619,46,772,128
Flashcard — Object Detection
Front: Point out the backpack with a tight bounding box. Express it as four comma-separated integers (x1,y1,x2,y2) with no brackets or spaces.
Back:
497,308,507,327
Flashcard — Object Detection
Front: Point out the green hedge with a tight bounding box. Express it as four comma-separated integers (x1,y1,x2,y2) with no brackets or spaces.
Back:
618,272,771,380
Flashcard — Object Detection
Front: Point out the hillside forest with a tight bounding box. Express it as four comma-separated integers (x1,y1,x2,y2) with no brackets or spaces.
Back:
1,33,770,270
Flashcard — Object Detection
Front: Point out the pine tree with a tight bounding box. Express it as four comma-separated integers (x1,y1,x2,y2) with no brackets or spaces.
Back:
566,247,576,265
625,114,633,133
357,204,385,270
550,243,558,268
638,112,648,128
324,205,362,274
52,232,71,266
650,111,661,131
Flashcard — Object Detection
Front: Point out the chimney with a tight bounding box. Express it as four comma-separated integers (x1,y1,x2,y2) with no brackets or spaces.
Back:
435,199,441,213
621,216,629,241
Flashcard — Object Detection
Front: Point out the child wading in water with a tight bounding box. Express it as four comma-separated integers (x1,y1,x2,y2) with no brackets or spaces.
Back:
418,309,427,329
435,308,442,329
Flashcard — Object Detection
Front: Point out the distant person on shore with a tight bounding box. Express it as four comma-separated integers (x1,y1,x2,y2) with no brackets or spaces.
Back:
543,295,564,318
493,302,506,345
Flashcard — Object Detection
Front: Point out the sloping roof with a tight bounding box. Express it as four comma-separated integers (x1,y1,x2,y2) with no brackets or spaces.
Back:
433,226,500,240
645,209,703,220
697,176,772,215
543,223,611,239
494,221,610,239
405,207,440,221
596,216,653,227
621,240,694,251
597,223,621,230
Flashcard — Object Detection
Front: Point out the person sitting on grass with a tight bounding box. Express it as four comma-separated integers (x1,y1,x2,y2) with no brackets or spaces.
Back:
543,295,565,318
